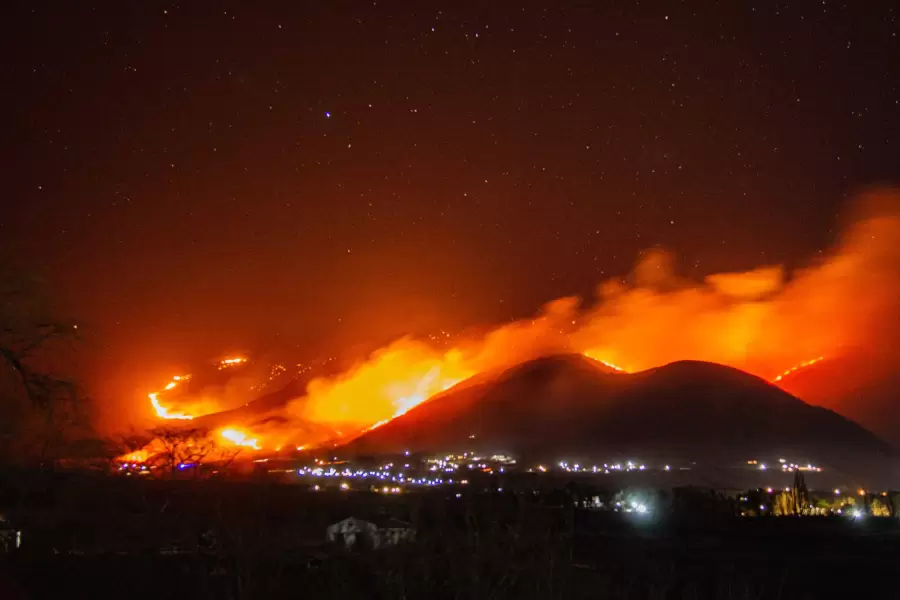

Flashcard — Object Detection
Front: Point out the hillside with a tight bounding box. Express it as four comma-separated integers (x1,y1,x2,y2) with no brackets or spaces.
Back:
774,354,900,447
344,354,892,468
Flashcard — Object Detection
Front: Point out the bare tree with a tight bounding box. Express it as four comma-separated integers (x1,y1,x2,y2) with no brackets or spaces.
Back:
0,266,85,465
144,427,242,479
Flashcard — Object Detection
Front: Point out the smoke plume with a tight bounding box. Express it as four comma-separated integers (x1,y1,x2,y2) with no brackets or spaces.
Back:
286,187,900,440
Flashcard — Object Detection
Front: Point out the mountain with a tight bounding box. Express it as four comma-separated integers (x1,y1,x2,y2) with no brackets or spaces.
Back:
774,354,900,447
344,354,892,470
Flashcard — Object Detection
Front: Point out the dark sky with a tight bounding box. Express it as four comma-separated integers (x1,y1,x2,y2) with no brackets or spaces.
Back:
4,2,899,398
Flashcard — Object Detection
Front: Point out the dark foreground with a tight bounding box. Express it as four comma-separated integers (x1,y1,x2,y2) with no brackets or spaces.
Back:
5,520,899,600
2,475,899,599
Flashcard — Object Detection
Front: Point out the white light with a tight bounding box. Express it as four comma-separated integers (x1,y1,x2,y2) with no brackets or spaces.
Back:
636,504,647,514
852,509,863,519
759,464,767,471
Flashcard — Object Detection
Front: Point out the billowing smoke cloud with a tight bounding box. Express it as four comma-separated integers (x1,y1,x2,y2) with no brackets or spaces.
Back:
283,187,900,442
124,188,900,450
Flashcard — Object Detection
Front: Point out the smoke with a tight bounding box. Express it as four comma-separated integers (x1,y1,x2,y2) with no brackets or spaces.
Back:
281,187,900,441
114,188,900,452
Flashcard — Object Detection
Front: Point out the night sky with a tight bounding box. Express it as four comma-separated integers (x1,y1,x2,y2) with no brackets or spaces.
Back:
5,2,899,398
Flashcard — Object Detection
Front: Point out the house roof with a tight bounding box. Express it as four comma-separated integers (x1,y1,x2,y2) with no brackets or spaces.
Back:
331,516,412,530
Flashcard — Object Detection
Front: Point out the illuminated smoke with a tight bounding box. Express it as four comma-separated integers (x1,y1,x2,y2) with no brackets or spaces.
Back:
133,188,900,449
289,188,900,436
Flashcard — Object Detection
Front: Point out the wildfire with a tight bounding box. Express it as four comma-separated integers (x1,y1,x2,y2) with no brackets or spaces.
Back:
118,189,900,456
122,450,150,463
147,358,247,421
583,351,629,373
301,343,474,429
772,357,825,383
218,357,247,370
219,428,261,450
149,373,196,421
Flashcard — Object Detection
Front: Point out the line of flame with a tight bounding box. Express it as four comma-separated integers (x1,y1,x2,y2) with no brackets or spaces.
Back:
772,356,825,382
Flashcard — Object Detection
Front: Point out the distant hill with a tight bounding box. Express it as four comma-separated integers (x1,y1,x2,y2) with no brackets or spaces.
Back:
159,357,346,443
774,354,900,447
344,354,892,472
188,364,346,442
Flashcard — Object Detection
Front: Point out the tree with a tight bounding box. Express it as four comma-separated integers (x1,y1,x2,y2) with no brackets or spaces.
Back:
143,426,242,479
0,266,85,464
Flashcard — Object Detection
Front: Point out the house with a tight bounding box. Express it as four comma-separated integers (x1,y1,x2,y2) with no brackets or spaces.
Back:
0,518,21,554
326,516,415,550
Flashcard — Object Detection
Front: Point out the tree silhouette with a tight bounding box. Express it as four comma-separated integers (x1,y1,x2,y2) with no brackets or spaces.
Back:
0,266,86,464
143,426,242,478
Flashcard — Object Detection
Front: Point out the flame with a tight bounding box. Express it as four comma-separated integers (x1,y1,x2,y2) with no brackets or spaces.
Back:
772,357,826,382
149,392,194,420
582,351,629,373
218,357,247,370
123,189,900,451
146,358,247,421
122,450,150,463
300,344,474,428
219,428,261,450
292,188,900,439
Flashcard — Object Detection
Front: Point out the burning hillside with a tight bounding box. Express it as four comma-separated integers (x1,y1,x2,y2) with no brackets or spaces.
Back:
124,188,900,456
344,355,892,477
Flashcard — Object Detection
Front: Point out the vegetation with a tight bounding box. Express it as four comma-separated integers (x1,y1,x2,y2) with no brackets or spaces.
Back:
0,266,89,465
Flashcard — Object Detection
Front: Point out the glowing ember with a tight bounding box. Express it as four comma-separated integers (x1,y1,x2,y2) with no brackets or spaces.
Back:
220,428,261,450
218,357,247,370
772,357,825,383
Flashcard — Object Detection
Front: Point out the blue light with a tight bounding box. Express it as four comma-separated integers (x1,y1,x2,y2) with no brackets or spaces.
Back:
325,111,331,118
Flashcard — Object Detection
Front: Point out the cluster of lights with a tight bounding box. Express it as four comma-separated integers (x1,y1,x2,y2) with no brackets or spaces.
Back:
118,463,152,475
423,453,516,474
749,458,823,473
613,500,650,515
545,460,651,474
297,460,472,490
